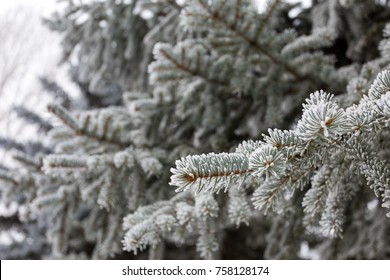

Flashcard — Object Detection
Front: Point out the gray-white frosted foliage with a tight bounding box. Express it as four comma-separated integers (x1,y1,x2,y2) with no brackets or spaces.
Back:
2,0,390,260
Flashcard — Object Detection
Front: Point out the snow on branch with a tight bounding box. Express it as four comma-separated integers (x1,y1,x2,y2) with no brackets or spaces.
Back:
170,70,390,232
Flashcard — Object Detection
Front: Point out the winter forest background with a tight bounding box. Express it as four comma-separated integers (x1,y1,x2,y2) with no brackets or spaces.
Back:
1,0,390,260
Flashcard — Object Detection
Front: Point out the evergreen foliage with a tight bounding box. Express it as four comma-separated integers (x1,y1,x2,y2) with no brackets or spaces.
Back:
1,0,390,259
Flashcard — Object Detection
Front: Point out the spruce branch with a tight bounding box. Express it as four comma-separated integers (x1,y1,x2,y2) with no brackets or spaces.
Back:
13,106,53,132
39,77,71,109
184,0,304,79
47,104,80,132
249,145,287,179
48,104,131,147
235,140,264,155
296,90,349,141
43,155,87,171
170,70,390,224
252,165,313,214
228,186,252,227
262,129,305,157
149,42,229,89
4,0,390,260
122,193,194,255
170,152,251,193
282,28,336,58
195,192,219,259
0,169,18,185
319,180,351,238
368,69,390,100
256,0,281,36
348,140,390,199
0,137,25,153
12,152,42,169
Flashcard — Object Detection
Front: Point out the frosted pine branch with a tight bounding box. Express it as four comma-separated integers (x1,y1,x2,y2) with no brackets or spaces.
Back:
170,69,390,233
170,152,251,193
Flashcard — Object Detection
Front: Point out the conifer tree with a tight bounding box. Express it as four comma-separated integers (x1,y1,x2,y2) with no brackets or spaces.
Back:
1,0,390,259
